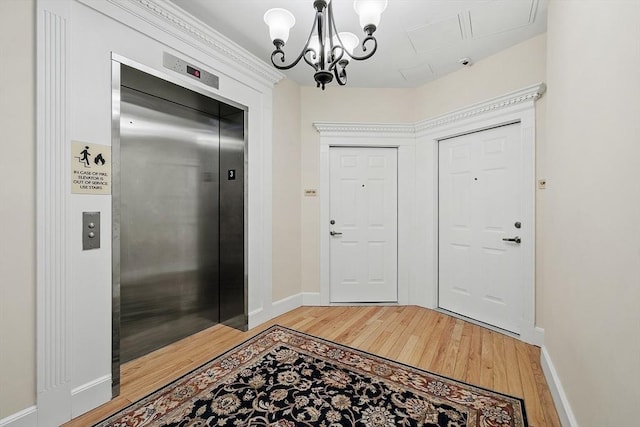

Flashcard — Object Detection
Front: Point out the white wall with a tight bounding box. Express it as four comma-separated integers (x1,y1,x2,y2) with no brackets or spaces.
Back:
542,1,640,424
0,0,36,419
272,78,302,301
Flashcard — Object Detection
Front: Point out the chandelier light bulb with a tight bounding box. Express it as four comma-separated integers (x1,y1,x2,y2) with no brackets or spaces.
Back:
353,0,388,30
263,8,295,43
336,32,359,56
308,35,323,59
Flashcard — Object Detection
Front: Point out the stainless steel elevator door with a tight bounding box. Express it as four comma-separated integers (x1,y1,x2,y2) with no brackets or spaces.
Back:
119,87,222,363
219,107,246,327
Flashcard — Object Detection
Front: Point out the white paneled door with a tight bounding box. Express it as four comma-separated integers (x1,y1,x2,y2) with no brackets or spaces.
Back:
438,123,524,333
329,147,398,303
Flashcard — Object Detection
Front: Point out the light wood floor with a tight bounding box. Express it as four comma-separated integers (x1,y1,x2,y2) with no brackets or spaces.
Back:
64,306,561,427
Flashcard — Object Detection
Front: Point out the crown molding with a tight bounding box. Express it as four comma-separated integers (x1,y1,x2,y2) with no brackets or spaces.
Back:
415,82,546,133
102,0,284,87
314,82,546,136
313,122,415,136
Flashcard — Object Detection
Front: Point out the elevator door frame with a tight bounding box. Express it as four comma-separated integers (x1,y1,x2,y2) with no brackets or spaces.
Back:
111,55,248,396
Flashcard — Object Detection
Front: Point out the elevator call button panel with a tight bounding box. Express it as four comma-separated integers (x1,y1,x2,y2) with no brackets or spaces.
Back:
83,211,101,250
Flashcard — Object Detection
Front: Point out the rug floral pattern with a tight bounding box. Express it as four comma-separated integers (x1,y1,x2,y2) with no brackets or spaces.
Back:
96,326,527,427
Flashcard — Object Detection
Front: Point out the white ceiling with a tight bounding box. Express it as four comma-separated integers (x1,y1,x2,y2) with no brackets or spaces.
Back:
169,0,547,88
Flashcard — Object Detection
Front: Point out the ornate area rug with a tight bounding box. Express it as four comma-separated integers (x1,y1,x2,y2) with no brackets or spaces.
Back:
96,325,527,426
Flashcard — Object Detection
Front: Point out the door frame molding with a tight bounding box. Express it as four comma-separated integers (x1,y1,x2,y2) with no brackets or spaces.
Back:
314,82,545,345
316,134,416,306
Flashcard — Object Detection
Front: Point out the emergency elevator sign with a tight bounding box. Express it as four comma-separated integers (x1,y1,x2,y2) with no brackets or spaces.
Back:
71,141,111,195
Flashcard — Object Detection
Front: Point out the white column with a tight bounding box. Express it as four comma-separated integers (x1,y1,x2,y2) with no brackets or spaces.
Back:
36,1,72,425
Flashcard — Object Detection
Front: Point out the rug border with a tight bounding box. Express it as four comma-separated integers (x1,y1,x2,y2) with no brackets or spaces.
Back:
276,325,529,427
94,323,529,426
92,326,282,426
280,326,529,403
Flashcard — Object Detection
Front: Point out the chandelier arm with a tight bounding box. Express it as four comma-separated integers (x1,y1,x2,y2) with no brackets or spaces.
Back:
345,35,378,61
334,60,348,86
329,0,346,86
269,8,323,71
326,7,347,71
328,9,377,63
328,45,346,71
326,1,336,64
270,48,300,70
303,47,321,71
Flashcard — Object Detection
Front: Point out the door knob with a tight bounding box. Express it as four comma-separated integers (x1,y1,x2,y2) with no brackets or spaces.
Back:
330,231,343,236
502,236,521,244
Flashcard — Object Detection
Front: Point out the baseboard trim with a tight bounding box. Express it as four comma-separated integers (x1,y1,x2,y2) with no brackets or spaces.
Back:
0,406,37,427
302,292,322,306
540,346,579,427
533,326,545,346
70,374,112,418
272,293,303,318
250,294,305,329
520,325,545,347
248,307,269,330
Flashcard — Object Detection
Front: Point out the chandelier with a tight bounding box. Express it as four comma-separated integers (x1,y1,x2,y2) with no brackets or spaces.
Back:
263,0,388,90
